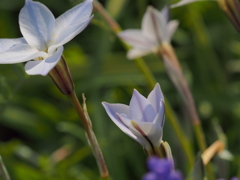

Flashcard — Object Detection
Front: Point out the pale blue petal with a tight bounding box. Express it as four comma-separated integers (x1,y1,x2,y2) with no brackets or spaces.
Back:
0,38,26,52
135,121,163,147
153,100,165,127
25,46,63,76
19,0,55,51
129,89,156,122
48,17,93,54
102,102,139,141
147,83,164,113
0,43,44,64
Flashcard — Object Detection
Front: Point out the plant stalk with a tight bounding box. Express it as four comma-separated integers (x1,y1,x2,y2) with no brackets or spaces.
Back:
69,92,109,179
0,156,11,180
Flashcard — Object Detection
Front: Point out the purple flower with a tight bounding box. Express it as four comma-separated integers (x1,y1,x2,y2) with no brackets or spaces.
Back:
142,157,183,180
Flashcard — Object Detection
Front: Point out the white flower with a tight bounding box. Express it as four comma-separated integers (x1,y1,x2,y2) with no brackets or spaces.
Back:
171,0,215,8
102,83,165,150
118,6,179,59
0,0,93,76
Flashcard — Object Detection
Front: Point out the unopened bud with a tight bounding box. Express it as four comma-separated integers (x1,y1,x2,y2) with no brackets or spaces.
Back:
48,56,74,95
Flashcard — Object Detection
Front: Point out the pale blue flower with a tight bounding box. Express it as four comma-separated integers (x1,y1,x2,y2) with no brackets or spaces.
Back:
102,83,165,150
0,0,93,76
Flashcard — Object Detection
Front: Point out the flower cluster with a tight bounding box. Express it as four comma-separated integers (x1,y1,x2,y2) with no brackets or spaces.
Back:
142,156,183,180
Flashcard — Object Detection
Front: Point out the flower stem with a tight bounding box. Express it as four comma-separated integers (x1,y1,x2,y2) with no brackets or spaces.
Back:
157,43,215,180
69,91,109,178
0,156,11,180
93,0,194,169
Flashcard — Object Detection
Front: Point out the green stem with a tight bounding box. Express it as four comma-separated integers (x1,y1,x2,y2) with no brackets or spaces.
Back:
0,156,11,180
93,0,194,169
69,92,109,179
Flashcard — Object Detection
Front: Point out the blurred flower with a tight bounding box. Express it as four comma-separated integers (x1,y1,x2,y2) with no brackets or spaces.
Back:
170,0,213,8
171,0,240,32
0,0,93,76
102,83,165,152
142,156,183,180
230,177,240,180
118,6,178,59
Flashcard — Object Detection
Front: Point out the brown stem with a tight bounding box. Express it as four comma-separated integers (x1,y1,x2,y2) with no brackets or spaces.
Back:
69,92,109,178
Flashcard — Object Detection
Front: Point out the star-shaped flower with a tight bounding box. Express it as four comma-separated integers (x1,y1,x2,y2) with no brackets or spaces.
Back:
102,83,165,151
118,6,179,59
0,0,93,76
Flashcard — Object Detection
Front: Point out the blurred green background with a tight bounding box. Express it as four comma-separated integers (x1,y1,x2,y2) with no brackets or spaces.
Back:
0,0,240,179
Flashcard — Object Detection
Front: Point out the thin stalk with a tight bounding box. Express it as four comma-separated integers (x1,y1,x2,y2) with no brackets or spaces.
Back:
157,44,214,180
0,156,11,180
69,92,109,179
93,0,194,169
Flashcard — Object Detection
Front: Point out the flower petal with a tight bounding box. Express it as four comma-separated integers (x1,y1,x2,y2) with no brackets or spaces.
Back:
48,17,93,54
102,102,139,140
0,38,26,52
118,30,155,49
170,0,213,8
135,121,163,146
166,20,179,42
19,0,55,51
127,48,154,59
55,0,93,32
129,89,156,122
25,46,63,76
153,101,165,127
116,113,149,146
49,0,93,49
0,43,45,64
142,6,167,43
147,83,164,113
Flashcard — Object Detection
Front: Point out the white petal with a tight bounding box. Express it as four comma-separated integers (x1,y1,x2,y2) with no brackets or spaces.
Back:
102,102,139,140
0,44,45,64
48,17,93,54
166,20,179,42
142,6,167,43
127,48,154,59
147,83,164,113
25,46,63,76
118,30,155,49
50,0,93,48
55,0,93,32
19,0,55,51
170,0,214,8
0,38,26,52
129,89,156,122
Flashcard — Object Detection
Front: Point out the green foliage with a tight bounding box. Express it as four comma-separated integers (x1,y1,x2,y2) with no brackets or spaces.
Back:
0,0,240,180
